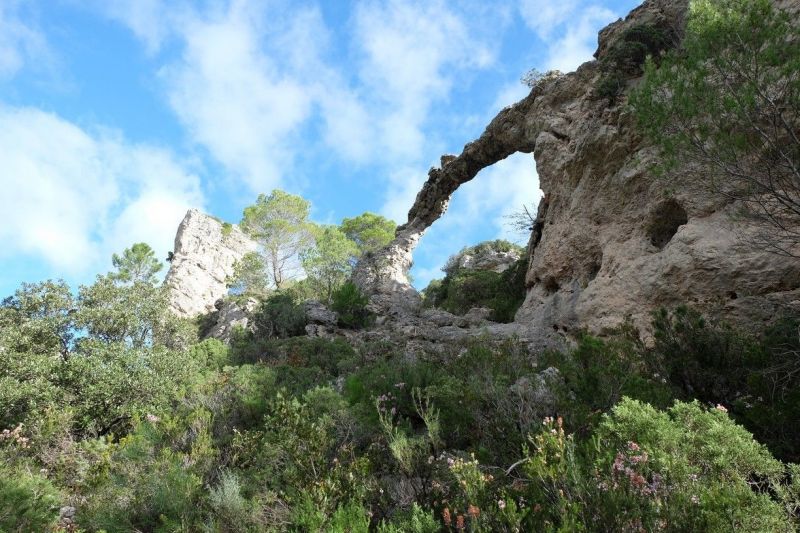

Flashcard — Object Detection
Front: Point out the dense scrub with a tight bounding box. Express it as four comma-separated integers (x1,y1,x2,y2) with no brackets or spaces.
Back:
423,240,528,323
2,269,799,531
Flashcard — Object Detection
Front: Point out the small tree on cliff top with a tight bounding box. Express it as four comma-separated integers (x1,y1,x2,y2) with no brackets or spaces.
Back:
240,190,315,289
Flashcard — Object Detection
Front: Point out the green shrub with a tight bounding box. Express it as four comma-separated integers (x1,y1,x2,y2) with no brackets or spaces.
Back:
254,293,307,339
538,329,674,435
596,23,676,102
0,466,61,532
591,398,795,532
331,282,373,329
189,337,230,370
423,258,527,323
378,504,439,532
651,306,800,462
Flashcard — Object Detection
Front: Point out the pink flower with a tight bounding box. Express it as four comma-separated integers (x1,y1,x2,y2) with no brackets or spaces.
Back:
498,499,506,510
715,404,728,413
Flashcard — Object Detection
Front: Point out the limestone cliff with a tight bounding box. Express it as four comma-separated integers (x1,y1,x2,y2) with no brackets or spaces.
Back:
354,0,800,345
164,209,257,317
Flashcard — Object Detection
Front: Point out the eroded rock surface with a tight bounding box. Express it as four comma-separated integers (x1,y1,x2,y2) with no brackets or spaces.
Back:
205,297,258,342
164,209,257,317
354,0,800,347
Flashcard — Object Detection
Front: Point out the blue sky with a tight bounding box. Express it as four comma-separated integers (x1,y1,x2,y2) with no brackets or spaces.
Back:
0,0,640,296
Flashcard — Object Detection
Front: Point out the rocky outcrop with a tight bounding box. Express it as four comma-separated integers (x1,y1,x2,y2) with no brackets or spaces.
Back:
164,209,257,317
450,248,522,274
354,0,800,347
204,297,259,342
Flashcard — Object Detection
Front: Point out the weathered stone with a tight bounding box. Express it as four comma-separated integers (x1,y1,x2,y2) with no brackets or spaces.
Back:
451,248,521,273
304,300,338,326
205,297,258,342
164,209,257,317
463,307,492,324
353,0,800,347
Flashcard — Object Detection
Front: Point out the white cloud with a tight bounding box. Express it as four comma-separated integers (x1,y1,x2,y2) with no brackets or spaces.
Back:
98,0,175,55
489,82,531,114
518,0,619,73
161,3,315,193
0,106,204,275
519,0,579,39
354,0,494,162
98,0,498,204
380,165,429,223
545,5,617,71
0,1,49,80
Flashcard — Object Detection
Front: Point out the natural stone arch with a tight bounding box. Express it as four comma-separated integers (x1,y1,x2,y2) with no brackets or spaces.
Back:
353,81,548,310
352,77,549,312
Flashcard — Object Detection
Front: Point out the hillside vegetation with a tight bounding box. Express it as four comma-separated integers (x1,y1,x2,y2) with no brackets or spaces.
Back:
2,0,800,531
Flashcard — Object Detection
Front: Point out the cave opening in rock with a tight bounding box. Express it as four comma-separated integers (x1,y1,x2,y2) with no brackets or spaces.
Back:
646,199,688,250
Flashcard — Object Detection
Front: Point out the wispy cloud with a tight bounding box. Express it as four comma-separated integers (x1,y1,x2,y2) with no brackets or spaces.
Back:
519,0,619,72
0,106,204,274
0,1,49,80
354,0,494,163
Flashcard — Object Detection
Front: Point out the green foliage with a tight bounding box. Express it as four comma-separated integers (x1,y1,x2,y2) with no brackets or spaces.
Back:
189,337,230,370
240,190,315,288
301,225,359,304
630,0,800,253
651,307,800,462
424,257,528,323
227,251,270,297
80,417,209,531
110,242,164,285
0,466,61,532
596,22,676,102
77,274,194,349
538,328,674,435
253,292,308,339
590,398,795,532
378,504,439,532
331,281,373,329
4,250,800,531
0,276,198,435
340,212,397,256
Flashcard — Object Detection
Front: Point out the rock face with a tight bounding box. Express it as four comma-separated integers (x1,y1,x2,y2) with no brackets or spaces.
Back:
450,248,521,274
164,209,258,317
354,0,800,347
205,297,259,342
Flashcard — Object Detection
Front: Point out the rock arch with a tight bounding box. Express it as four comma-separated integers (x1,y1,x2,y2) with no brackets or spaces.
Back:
354,0,800,344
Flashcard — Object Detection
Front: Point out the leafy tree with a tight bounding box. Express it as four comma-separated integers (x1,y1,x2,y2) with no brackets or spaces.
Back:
631,0,800,255
301,225,358,303
240,190,315,288
340,212,396,257
110,243,163,285
227,251,270,297
77,274,191,350
0,280,75,358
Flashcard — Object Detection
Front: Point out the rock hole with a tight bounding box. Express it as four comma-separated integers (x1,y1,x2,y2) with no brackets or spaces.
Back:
543,277,560,295
646,199,688,250
728,291,738,300
587,256,602,281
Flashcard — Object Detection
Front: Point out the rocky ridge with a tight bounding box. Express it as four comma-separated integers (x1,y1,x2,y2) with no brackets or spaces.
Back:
354,0,800,347
164,209,257,317
167,0,800,350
